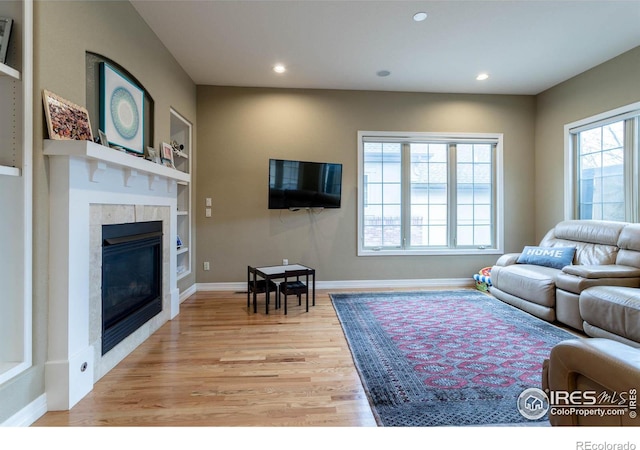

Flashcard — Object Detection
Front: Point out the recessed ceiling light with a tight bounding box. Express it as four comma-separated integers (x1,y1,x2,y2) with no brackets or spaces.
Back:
476,73,489,81
413,12,428,22
377,70,391,77
273,64,286,74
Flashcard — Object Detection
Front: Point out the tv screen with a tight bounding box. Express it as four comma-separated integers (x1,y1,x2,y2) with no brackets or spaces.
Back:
269,159,342,209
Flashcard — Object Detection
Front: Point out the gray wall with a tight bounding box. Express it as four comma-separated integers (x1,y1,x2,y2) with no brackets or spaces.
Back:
534,46,640,239
0,0,196,423
196,86,536,283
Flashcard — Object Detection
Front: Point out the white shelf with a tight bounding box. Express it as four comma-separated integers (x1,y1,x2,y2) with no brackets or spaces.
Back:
0,62,20,80
44,139,191,183
177,246,189,255
0,164,20,176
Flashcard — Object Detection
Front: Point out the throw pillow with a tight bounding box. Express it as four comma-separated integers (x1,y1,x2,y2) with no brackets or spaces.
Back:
516,246,576,270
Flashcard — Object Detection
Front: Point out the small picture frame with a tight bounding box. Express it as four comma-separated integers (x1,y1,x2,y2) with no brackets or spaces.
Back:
0,17,13,65
145,146,161,164
98,129,109,147
161,142,175,168
42,89,94,141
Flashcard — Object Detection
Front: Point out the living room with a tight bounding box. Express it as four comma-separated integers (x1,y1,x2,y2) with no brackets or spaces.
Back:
1,0,640,444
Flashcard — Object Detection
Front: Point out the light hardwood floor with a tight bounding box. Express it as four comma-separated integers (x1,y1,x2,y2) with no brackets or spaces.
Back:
32,290,378,427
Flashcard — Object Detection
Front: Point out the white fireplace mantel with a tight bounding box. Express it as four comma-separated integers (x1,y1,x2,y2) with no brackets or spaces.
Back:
44,139,190,184
44,139,186,411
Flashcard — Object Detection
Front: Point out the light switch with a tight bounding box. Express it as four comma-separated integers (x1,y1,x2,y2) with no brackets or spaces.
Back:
205,208,212,217
205,197,212,207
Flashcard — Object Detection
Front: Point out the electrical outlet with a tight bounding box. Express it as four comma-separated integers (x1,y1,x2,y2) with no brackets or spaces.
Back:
203,261,210,271
205,208,212,217
282,259,288,266
205,197,212,207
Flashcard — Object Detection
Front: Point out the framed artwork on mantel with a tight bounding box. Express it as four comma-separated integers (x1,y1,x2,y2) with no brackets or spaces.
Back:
100,62,144,154
42,89,94,142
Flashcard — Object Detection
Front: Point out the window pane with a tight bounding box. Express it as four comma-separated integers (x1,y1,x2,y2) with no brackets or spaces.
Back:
382,204,402,247
363,141,403,247
429,226,447,246
458,145,473,162
410,143,449,248
474,164,491,183
383,163,401,182
580,128,601,155
457,226,473,246
474,145,492,163
603,122,624,150
455,144,494,247
577,121,625,221
383,184,401,204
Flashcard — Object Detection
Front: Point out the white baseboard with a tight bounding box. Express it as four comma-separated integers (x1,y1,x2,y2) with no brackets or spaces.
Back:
179,283,197,303
196,278,474,292
1,394,47,427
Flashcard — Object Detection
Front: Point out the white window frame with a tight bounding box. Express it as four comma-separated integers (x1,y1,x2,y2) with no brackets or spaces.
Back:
357,131,504,256
564,101,640,221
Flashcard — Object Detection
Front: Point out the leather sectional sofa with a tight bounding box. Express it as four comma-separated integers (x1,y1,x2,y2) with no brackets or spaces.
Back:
490,220,640,347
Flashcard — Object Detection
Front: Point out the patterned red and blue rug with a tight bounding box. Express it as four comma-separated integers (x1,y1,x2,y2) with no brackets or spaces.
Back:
330,290,577,426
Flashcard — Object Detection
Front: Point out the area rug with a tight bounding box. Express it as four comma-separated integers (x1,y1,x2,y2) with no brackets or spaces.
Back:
330,290,576,426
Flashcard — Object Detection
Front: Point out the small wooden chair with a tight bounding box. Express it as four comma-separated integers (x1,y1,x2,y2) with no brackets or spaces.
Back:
247,266,279,313
279,269,309,315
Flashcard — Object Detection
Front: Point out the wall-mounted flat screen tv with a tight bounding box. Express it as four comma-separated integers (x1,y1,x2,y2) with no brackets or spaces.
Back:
269,158,343,209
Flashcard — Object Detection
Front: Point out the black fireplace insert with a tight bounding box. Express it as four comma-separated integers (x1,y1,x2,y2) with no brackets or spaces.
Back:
101,221,163,355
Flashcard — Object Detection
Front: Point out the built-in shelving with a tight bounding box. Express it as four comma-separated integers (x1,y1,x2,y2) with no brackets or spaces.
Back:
0,62,20,79
0,165,20,176
170,108,192,283
0,0,33,387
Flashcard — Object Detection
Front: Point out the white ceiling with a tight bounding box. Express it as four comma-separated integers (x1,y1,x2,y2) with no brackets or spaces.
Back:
131,0,640,95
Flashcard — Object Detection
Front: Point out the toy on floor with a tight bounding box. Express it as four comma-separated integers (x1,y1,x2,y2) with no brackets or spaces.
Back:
473,267,492,292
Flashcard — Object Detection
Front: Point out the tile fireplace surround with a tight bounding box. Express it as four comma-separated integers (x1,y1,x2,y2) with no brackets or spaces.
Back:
43,140,189,411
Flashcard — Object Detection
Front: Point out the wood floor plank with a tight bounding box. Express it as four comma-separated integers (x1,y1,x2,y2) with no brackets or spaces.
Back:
32,290,377,427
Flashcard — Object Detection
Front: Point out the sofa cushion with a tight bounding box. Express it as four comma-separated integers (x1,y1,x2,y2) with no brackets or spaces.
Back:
540,220,624,265
516,246,576,269
562,264,640,279
553,220,626,246
616,223,640,269
580,286,640,343
490,264,559,307
555,271,640,294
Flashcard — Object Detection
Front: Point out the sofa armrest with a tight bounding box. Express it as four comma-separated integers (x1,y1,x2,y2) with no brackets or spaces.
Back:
562,264,640,279
494,253,520,266
542,338,640,425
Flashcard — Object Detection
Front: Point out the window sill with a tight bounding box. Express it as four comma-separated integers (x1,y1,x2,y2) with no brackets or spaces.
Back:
358,248,502,257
